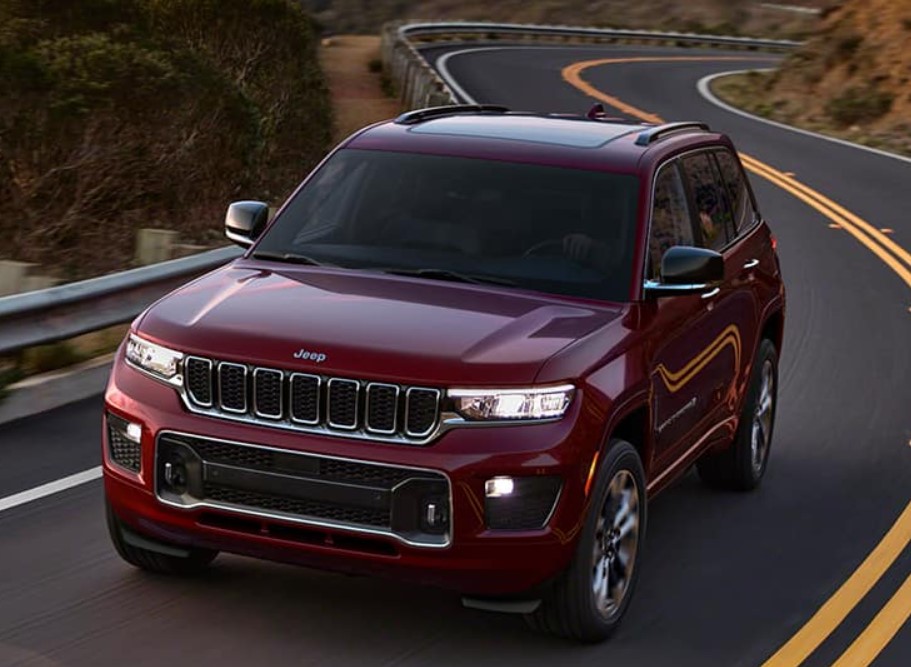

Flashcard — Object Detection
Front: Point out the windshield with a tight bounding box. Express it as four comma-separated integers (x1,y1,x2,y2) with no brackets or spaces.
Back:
255,148,640,302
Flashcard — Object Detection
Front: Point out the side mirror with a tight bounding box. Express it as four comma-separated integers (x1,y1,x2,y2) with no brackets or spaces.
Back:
644,246,724,297
225,201,269,248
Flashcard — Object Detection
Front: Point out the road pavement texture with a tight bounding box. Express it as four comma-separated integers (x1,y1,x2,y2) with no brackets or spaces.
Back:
1,44,909,666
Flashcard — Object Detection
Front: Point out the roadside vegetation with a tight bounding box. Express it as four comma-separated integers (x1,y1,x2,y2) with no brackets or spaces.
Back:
0,23,396,391
301,0,832,40
711,0,911,157
0,0,331,280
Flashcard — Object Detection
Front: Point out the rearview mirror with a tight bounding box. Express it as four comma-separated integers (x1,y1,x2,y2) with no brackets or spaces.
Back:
644,246,724,297
225,201,269,248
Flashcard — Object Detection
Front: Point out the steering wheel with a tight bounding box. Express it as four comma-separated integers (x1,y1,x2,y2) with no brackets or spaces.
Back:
523,238,565,257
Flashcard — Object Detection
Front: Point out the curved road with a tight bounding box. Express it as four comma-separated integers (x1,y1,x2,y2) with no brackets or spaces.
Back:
1,44,910,666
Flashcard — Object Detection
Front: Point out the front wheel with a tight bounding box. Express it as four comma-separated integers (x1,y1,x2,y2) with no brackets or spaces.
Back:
525,439,646,642
106,500,217,575
698,338,779,491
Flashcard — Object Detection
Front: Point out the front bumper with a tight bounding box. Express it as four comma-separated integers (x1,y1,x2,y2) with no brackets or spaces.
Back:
104,358,600,595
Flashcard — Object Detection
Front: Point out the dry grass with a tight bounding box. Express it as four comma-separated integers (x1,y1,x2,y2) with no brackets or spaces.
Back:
711,0,911,159
320,35,401,142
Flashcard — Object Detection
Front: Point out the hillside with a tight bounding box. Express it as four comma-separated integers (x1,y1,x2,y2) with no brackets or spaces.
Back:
714,0,911,154
302,0,828,39
0,0,331,280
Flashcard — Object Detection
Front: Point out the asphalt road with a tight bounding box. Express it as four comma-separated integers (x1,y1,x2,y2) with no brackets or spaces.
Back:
2,44,910,666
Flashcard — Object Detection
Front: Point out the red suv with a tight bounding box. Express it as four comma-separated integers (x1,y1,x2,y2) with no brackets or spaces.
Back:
104,105,785,642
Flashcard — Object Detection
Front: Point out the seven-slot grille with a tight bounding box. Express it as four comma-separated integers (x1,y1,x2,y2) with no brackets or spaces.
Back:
183,356,441,442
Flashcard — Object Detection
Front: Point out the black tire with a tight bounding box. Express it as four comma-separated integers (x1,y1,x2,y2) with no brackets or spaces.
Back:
697,338,778,491
106,500,217,575
524,439,646,642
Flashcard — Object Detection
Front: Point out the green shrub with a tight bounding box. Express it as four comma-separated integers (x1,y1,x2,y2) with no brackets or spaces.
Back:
0,0,331,278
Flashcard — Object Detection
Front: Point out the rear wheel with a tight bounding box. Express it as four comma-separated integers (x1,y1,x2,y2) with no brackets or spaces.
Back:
698,338,778,491
525,439,646,642
106,500,217,575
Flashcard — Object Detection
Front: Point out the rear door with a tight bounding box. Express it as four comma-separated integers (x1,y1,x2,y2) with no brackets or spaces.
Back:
679,150,761,430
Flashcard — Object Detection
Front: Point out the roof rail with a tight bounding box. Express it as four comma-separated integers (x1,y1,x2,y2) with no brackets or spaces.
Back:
394,104,511,125
634,122,710,146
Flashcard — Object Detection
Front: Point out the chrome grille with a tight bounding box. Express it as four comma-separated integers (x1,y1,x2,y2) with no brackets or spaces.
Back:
253,369,283,419
290,373,320,424
218,363,247,413
366,383,398,434
185,357,213,406
180,356,442,443
327,378,359,429
406,388,441,437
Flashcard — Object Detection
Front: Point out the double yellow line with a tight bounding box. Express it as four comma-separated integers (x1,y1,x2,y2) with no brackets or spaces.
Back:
561,56,911,666
740,155,911,291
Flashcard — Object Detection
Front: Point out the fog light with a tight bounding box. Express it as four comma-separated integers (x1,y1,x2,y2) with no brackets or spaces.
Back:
485,476,515,498
124,421,142,444
106,412,143,473
485,476,563,531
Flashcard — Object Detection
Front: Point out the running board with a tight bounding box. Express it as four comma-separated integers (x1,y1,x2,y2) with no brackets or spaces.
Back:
461,597,541,614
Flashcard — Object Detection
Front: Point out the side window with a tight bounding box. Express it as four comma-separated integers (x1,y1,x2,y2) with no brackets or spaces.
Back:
714,149,757,235
648,162,694,279
681,152,733,251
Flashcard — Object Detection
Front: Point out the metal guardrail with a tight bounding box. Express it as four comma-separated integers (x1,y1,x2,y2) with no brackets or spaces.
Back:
382,21,799,109
0,21,798,358
0,246,242,355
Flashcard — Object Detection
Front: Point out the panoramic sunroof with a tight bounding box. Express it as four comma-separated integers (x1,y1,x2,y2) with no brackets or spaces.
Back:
409,115,636,148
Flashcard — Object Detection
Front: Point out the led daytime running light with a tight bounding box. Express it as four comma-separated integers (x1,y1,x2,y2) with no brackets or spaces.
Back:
448,384,574,421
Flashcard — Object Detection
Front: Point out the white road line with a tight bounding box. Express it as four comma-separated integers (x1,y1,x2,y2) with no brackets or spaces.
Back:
697,69,911,166
0,466,102,513
437,47,501,104
438,47,911,169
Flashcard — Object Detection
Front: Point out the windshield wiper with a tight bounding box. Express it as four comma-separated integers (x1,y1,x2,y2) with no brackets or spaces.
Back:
252,250,331,267
377,267,516,286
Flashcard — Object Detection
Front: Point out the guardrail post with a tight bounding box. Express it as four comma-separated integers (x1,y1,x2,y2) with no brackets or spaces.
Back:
135,229,179,266
0,261,36,297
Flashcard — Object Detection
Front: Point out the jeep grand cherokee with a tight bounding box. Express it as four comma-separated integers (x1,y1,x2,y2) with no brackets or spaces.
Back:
103,105,785,642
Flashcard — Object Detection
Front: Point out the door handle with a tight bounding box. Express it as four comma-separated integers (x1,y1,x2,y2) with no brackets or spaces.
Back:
743,259,760,270
700,287,721,300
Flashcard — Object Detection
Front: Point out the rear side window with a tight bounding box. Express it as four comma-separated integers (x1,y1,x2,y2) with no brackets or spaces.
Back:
648,163,694,278
714,149,756,235
681,152,733,251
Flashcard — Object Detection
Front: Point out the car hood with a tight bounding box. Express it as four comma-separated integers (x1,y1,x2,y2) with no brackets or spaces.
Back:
136,262,623,385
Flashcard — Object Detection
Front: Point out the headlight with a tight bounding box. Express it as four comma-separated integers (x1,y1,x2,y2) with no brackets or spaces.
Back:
448,384,574,421
125,333,183,381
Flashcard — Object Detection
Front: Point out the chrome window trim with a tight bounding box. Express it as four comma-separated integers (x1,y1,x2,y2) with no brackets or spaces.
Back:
218,362,248,414
184,356,214,407
405,387,442,438
711,147,761,237
154,430,453,549
365,382,400,434
289,373,321,425
252,367,284,420
642,146,762,295
327,378,359,430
